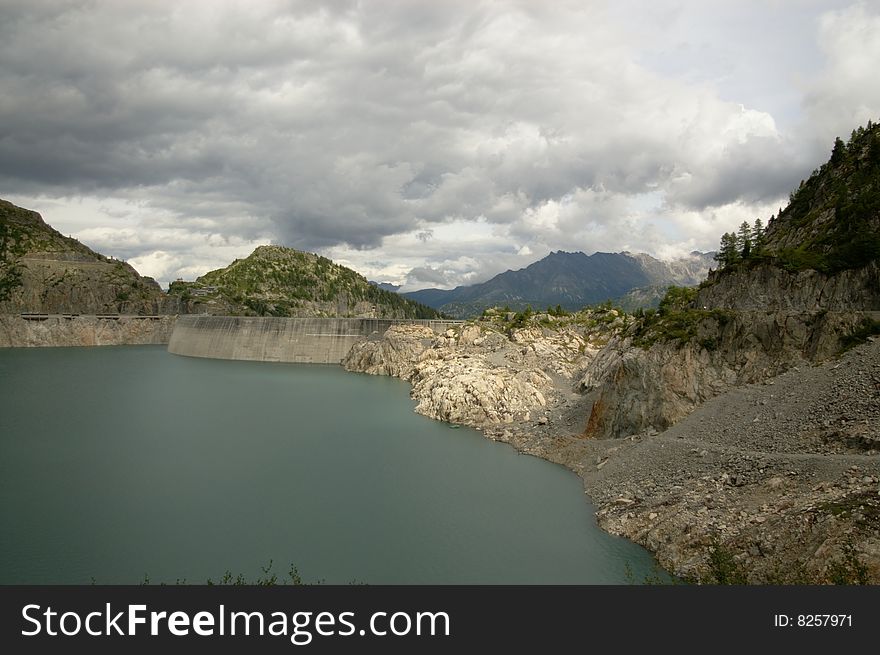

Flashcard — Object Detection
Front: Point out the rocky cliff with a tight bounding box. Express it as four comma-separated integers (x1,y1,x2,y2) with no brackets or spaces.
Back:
695,261,880,311
0,198,179,315
579,309,867,440
344,309,616,428
584,338,880,583
0,315,176,347
584,123,880,444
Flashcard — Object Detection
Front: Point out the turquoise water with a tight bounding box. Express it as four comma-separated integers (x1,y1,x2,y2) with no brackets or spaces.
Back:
0,346,662,584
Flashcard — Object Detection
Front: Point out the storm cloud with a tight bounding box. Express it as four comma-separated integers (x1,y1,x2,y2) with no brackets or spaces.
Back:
1,1,878,288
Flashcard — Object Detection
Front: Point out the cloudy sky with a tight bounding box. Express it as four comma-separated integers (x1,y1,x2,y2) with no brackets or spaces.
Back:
1,1,878,289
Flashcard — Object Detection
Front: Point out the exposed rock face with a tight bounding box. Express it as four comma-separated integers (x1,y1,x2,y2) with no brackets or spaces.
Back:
342,324,436,379
695,261,880,311
343,318,604,428
4,257,184,315
580,310,864,439
0,315,176,347
410,354,551,424
582,338,880,583
1,199,174,315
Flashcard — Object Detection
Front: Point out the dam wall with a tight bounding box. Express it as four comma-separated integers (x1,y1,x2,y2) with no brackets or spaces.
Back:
167,315,462,364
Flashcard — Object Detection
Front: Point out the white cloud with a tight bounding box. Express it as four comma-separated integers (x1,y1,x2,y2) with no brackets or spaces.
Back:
803,2,880,146
1,1,877,289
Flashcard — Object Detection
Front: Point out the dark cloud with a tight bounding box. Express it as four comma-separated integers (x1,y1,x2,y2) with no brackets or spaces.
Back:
406,266,455,287
0,1,877,287
665,135,813,210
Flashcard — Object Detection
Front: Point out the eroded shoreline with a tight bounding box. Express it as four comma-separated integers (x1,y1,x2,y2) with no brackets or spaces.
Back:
343,319,880,583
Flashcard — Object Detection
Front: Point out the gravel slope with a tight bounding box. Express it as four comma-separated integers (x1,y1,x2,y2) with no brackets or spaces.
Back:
562,337,880,582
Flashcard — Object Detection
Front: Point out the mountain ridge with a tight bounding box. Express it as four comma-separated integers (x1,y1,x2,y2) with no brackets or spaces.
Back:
405,249,714,317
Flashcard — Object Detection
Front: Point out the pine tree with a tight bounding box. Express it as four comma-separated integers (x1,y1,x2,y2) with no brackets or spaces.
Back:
715,232,739,268
830,136,845,165
736,221,753,259
752,218,765,255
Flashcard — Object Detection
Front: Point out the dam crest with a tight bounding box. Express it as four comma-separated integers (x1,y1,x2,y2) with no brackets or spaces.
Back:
167,315,462,364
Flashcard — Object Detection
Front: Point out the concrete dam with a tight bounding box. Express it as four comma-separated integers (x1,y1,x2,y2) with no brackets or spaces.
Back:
167,315,462,364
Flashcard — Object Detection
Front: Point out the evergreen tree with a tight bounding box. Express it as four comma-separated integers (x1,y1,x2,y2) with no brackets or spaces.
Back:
752,218,765,255
715,232,739,268
830,136,845,165
736,221,753,259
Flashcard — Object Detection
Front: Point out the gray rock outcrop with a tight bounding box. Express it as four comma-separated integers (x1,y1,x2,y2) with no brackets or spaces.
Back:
580,310,865,439
0,315,176,347
695,261,880,311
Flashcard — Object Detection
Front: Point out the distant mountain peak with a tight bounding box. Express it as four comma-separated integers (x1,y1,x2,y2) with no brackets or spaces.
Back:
404,249,714,317
369,280,401,292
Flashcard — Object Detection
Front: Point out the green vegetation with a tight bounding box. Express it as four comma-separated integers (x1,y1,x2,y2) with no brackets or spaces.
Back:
825,541,871,586
700,538,748,584
0,198,107,262
0,218,25,302
630,286,731,349
696,538,868,585
508,305,533,329
477,301,627,338
714,218,769,269
135,561,337,586
1,198,164,312
657,285,697,313
206,560,308,586
714,120,880,275
168,245,441,319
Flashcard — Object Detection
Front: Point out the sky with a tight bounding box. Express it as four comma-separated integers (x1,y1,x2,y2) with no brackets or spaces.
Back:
1,1,879,290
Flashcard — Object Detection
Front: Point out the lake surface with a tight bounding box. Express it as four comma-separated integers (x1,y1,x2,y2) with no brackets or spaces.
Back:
0,346,662,584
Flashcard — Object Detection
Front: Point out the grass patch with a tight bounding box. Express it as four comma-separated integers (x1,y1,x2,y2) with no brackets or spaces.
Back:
631,308,732,349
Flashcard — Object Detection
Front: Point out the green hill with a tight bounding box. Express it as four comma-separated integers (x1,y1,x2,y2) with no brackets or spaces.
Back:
170,245,441,319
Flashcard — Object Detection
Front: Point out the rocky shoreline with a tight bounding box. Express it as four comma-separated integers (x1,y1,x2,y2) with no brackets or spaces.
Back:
343,311,880,583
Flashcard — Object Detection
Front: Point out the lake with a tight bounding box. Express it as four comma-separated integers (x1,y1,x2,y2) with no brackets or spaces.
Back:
0,345,663,584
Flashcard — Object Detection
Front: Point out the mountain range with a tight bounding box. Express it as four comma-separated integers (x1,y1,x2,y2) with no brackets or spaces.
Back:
404,250,715,317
